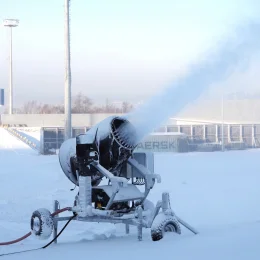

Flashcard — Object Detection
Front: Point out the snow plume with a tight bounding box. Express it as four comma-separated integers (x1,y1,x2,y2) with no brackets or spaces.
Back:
119,21,260,144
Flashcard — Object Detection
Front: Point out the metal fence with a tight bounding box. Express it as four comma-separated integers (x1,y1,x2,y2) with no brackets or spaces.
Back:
163,123,260,151
40,127,188,154
143,123,260,151
40,123,260,154
176,124,259,147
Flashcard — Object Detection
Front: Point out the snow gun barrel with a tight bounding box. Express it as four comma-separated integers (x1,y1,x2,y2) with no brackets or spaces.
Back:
58,116,138,186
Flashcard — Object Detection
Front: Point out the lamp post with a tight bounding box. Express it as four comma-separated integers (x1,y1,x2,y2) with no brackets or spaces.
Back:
3,19,19,115
221,94,224,151
64,0,72,140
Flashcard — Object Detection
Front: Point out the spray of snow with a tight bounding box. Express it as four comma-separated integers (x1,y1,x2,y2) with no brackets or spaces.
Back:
119,21,260,144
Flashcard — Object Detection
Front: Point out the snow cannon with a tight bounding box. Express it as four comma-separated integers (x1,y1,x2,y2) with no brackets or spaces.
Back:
30,116,198,244
59,116,138,186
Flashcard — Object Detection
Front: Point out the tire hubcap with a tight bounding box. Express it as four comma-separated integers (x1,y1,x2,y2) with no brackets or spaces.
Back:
32,217,40,232
164,223,176,232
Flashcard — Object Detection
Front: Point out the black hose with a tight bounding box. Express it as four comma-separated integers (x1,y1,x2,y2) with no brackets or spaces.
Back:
0,214,77,257
42,214,77,248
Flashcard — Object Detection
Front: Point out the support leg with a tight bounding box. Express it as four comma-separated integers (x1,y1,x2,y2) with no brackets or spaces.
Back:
161,192,199,235
125,224,130,234
149,201,162,227
137,206,143,241
176,216,199,235
162,192,170,212
53,200,59,244
78,176,92,217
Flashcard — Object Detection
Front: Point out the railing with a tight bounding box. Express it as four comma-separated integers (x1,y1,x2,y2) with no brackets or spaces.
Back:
4,127,39,152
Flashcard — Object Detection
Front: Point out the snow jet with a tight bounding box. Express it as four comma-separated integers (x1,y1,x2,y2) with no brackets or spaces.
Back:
119,21,260,144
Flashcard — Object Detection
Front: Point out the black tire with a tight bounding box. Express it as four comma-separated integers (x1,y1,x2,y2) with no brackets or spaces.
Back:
31,208,54,240
151,213,181,241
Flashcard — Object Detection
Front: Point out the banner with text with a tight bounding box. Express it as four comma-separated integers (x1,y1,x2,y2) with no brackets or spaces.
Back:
0,89,4,106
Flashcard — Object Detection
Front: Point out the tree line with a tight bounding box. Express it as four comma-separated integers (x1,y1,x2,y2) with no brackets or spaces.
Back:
14,92,134,114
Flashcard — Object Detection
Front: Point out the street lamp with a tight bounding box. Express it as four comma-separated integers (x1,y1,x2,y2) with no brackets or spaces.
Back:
3,19,19,115
64,0,72,140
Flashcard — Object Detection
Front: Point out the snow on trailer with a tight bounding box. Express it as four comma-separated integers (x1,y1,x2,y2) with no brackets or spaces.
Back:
29,116,198,244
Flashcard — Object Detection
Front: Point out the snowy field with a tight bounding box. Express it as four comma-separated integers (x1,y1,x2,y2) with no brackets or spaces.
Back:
0,127,260,259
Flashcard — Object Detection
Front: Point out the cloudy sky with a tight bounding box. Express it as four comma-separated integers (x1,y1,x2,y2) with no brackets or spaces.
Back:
0,0,260,108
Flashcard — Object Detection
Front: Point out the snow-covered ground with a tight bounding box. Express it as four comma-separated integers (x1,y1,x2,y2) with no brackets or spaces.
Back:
0,127,260,259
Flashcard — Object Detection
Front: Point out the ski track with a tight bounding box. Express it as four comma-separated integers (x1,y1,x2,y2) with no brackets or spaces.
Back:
0,128,260,259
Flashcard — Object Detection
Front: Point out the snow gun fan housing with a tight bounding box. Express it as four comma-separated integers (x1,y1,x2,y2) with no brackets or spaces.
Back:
59,116,138,186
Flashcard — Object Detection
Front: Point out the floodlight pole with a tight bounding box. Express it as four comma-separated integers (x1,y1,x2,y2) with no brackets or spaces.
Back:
3,19,19,115
64,0,72,140
221,94,224,152
9,27,13,115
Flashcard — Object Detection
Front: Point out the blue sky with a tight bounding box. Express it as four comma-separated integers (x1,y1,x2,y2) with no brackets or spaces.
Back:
0,0,259,107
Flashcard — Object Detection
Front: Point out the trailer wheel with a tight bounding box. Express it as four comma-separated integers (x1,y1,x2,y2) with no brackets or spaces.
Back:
151,213,181,241
30,208,54,240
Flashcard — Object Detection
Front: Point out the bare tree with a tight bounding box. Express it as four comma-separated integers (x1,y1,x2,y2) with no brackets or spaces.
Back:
72,92,82,113
21,100,40,114
82,95,93,113
122,101,133,113
72,92,93,113
19,101,64,114
17,94,134,114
